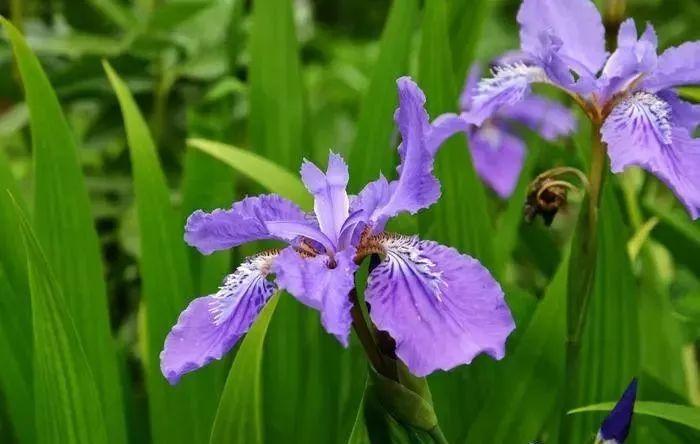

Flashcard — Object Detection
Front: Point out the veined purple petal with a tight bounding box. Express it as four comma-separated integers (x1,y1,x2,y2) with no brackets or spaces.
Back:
357,77,442,227
468,125,526,199
497,95,576,141
517,0,607,76
300,152,350,244
273,246,358,346
365,236,514,377
184,194,309,254
602,92,700,219
642,41,700,92
160,253,277,384
598,379,638,443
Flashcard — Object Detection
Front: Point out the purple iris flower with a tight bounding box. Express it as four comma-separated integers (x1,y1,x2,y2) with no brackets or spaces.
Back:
460,62,576,198
597,378,638,443
160,77,515,384
468,0,700,218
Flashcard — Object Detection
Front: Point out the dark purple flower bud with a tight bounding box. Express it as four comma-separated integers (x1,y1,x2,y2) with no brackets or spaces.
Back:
598,378,638,443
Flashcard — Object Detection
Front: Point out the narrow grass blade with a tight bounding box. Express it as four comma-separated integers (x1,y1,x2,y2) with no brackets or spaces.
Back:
187,138,311,209
348,0,419,189
464,253,568,443
569,401,700,432
2,19,127,444
209,294,280,444
249,0,306,168
10,194,108,444
104,62,219,444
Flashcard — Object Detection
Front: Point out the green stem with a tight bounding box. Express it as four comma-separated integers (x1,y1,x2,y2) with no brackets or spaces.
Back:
562,123,607,441
349,288,395,381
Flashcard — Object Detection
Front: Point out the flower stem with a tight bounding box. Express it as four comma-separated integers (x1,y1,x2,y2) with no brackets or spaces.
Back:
561,123,607,441
349,288,396,381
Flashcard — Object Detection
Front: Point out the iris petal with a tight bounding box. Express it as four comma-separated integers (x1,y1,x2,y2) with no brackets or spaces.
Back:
517,0,607,75
184,194,310,254
468,125,526,199
356,77,446,227
273,247,358,346
365,235,515,377
300,152,350,244
602,92,700,219
160,253,277,384
642,41,700,92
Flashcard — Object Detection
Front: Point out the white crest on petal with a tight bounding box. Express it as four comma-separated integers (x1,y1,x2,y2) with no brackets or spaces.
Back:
477,63,549,97
377,235,444,302
209,252,277,325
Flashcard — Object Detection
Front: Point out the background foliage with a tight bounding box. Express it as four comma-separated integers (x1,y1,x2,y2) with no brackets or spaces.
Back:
0,0,699,443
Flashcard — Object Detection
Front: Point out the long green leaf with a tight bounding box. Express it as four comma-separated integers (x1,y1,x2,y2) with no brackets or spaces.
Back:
568,183,639,444
187,138,311,208
0,150,33,444
569,401,700,432
448,0,491,80
249,0,306,169
104,62,219,444
209,294,280,443
2,19,127,444
10,194,108,444
348,0,419,189
464,252,568,443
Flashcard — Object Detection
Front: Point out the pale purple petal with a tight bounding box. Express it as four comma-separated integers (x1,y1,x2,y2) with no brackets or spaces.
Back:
517,0,607,75
602,92,700,219
600,20,658,98
160,253,277,384
300,152,350,243
643,41,700,92
659,90,700,132
468,125,526,199
184,194,309,254
497,95,576,141
361,77,441,225
353,175,392,232
468,63,549,126
426,113,470,155
273,247,358,346
365,236,514,377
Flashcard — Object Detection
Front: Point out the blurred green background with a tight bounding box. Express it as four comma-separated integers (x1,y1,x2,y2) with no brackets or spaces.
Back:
0,0,699,443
